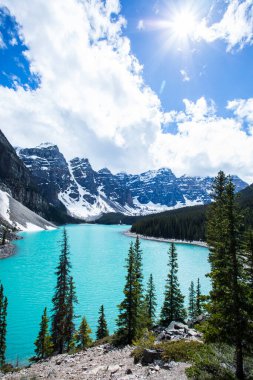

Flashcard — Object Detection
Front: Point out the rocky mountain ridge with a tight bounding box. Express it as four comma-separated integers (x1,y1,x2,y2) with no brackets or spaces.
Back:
16,142,248,220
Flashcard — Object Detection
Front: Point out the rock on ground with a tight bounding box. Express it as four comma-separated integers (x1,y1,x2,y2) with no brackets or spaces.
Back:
0,345,190,380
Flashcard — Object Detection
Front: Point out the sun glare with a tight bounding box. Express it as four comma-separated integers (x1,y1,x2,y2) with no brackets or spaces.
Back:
170,9,197,41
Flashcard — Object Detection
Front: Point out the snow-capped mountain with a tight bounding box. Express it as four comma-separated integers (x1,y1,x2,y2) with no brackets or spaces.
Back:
17,143,249,220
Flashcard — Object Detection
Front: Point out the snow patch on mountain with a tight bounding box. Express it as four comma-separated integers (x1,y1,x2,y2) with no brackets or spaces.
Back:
0,190,56,231
16,144,249,221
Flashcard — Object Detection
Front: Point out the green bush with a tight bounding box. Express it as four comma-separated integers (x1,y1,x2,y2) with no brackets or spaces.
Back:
131,330,156,363
186,344,235,379
158,340,203,363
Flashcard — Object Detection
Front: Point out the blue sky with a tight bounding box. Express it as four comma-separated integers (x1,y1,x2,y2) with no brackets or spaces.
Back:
0,0,253,181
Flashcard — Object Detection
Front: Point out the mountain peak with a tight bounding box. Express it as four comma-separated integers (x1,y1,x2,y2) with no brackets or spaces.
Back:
98,168,112,175
36,142,57,149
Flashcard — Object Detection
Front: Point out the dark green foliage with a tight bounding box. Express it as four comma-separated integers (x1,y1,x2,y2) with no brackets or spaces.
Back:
186,343,236,380
65,276,78,351
130,182,253,242
144,274,157,328
0,283,7,367
131,205,207,241
116,242,138,344
96,305,109,340
51,228,77,354
116,238,145,344
160,243,186,326
196,278,203,316
206,172,250,379
188,281,196,321
75,316,92,349
34,308,53,360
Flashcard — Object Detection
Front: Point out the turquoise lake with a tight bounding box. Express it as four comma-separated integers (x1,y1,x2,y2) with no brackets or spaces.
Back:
0,224,210,363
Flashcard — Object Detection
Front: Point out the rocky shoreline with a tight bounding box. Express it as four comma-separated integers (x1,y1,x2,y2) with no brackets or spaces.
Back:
123,231,208,248
0,243,16,259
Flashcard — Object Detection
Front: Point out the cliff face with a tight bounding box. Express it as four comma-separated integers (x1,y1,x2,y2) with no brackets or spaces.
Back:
0,130,47,214
0,130,76,224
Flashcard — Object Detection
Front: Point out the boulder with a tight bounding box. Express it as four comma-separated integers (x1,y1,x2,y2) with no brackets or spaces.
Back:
141,349,162,365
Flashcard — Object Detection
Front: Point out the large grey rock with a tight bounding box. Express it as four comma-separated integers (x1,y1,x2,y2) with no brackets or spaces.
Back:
141,349,162,365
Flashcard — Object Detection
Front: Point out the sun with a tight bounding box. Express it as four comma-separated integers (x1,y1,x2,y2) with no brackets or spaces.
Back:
170,8,197,41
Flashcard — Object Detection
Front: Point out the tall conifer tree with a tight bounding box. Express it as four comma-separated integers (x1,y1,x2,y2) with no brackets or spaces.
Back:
206,172,249,379
188,281,196,320
0,284,7,367
116,242,137,344
51,228,77,354
144,274,157,328
160,243,186,326
116,238,145,344
65,276,78,351
34,307,53,360
195,278,203,316
96,305,109,340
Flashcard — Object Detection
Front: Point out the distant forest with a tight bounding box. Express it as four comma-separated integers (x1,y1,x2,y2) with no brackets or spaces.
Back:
131,184,253,241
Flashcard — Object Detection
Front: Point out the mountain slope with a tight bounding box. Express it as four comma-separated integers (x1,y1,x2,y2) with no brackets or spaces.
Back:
0,130,80,225
17,143,248,220
0,189,55,231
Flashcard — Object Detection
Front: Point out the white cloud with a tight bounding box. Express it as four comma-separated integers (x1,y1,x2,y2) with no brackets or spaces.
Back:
0,1,253,183
227,98,253,124
180,69,190,82
137,19,144,30
0,0,162,173
153,97,253,183
0,31,6,48
195,0,253,51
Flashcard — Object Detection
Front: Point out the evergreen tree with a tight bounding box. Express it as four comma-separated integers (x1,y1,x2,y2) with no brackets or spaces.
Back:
133,236,146,332
34,308,53,360
96,305,109,340
116,237,146,344
144,274,157,328
188,281,196,320
206,172,249,380
116,242,137,344
0,284,7,367
75,316,92,349
195,278,203,316
51,228,77,354
65,276,78,351
160,243,186,326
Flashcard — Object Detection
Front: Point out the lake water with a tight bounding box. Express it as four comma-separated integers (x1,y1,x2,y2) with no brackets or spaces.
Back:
0,224,210,363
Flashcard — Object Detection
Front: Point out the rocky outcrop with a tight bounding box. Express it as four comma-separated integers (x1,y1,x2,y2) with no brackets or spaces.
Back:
0,344,190,380
154,321,202,343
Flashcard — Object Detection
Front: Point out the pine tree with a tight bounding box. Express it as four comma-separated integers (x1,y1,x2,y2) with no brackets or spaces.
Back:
144,274,157,328
206,172,249,380
96,305,109,340
195,278,203,316
0,284,7,367
188,281,196,320
133,236,146,332
65,276,78,351
160,243,186,326
75,316,92,349
51,228,77,354
116,242,137,344
34,308,53,360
